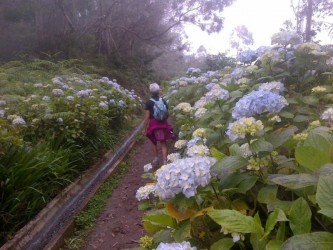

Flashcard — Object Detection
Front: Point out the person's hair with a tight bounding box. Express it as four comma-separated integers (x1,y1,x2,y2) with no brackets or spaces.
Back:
149,83,160,94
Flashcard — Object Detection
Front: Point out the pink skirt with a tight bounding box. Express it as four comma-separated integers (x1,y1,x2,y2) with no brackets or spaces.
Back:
146,119,176,145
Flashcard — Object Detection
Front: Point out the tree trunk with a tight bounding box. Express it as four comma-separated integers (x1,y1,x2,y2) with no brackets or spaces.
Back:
305,0,313,42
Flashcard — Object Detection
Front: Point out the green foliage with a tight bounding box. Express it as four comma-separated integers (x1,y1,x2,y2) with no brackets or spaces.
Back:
0,60,142,245
135,39,333,249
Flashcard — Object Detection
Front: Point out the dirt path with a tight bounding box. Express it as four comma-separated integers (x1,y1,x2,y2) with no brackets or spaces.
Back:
82,138,163,250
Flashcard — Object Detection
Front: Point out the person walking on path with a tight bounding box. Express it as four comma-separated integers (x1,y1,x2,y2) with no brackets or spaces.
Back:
143,83,175,167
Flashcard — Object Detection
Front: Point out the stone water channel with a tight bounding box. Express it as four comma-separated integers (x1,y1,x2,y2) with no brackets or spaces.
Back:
1,122,144,250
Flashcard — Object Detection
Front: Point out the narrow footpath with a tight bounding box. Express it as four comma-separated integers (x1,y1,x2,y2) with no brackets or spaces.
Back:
81,138,158,250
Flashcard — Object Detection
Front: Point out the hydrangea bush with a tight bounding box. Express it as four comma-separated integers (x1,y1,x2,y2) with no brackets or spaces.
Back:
0,61,142,244
135,33,333,250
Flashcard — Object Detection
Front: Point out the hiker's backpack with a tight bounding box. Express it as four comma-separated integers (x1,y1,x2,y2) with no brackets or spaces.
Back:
150,98,167,121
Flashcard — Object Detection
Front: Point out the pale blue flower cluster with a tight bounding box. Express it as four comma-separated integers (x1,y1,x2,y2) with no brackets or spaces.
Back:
118,100,125,107
232,90,288,119
230,68,245,80
271,31,302,46
52,89,64,96
239,50,258,64
258,81,285,94
321,108,333,123
156,241,197,250
76,89,91,98
154,156,216,199
12,116,26,125
205,85,230,102
186,67,201,76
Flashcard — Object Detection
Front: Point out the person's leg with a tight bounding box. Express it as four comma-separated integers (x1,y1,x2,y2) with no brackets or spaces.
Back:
161,141,167,164
150,141,159,165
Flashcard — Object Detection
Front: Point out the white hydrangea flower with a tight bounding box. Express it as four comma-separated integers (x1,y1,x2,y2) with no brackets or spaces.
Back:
232,232,245,242
226,117,264,141
258,81,285,94
240,143,252,157
194,108,207,119
186,144,210,157
167,153,181,162
193,128,206,138
12,116,26,125
312,86,327,93
321,108,333,123
154,156,216,199
175,140,187,149
143,163,153,172
57,117,63,123
33,83,43,88
99,101,108,108
156,241,197,250
52,88,64,96
269,115,281,123
309,120,321,128
174,102,192,112
135,184,155,201
66,96,74,101
205,85,230,102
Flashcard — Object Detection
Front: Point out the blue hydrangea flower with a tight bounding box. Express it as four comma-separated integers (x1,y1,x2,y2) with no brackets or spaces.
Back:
232,90,288,119
239,50,258,64
230,68,245,80
118,100,125,107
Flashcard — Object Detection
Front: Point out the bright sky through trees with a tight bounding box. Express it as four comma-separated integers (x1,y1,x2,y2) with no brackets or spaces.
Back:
184,0,332,54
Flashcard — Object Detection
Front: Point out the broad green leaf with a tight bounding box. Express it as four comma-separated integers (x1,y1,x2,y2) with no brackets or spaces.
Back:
257,186,278,204
279,111,294,119
269,174,317,189
211,156,248,176
208,209,255,233
237,175,258,194
268,200,292,214
250,212,266,250
304,131,333,154
173,220,191,242
229,143,243,156
302,96,319,105
210,238,234,250
264,209,288,238
219,172,258,193
266,126,298,149
293,115,310,123
143,210,176,234
210,147,226,160
316,176,333,219
295,146,331,171
249,139,273,153
153,229,173,243
289,198,311,235
230,90,244,98
266,239,283,250
281,232,333,250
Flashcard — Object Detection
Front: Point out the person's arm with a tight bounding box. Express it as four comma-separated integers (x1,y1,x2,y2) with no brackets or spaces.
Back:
143,110,150,134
